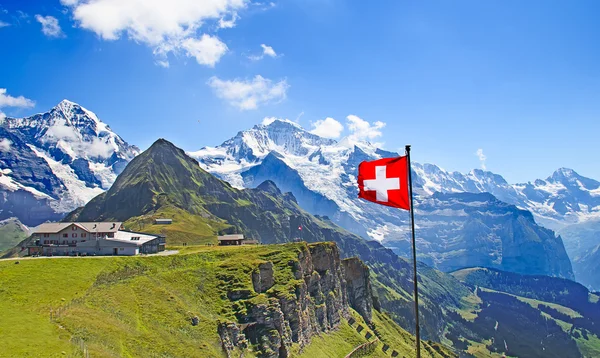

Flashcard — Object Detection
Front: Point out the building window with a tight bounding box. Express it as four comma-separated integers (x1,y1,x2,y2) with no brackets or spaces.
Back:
63,234,68,238
131,237,140,241
72,240,76,244
44,240,48,244
72,233,77,238
62,240,67,245
72,226,76,231
43,233,50,238
120,248,124,251
81,233,86,238
108,233,114,238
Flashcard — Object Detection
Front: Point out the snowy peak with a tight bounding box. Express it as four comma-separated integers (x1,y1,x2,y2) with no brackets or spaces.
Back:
240,118,336,158
549,167,579,181
193,118,600,229
0,100,140,223
547,168,600,190
5,100,138,163
190,119,337,187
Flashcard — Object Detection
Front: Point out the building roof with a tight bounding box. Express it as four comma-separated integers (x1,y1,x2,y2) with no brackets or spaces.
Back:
154,218,172,222
77,231,160,248
33,222,123,234
218,234,244,241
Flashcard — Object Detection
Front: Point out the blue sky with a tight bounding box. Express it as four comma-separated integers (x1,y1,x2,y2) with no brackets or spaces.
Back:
1,0,599,183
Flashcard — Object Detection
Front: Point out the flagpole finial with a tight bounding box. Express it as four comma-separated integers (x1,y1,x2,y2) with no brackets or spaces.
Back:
405,145,411,154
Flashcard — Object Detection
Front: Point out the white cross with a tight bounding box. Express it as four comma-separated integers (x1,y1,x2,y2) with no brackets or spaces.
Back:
363,166,400,202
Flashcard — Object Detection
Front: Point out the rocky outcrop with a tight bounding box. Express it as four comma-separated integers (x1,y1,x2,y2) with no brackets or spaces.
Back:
252,261,275,293
342,257,373,323
217,321,248,357
220,242,373,358
244,298,294,357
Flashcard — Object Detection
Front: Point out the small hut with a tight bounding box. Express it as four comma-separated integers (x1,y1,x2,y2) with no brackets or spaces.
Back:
217,234,244,246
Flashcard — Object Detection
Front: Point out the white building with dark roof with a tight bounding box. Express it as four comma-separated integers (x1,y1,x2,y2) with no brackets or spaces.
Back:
29,222,165,256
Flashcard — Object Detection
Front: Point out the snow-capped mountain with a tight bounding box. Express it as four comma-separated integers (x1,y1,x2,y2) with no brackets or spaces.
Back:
413,165,600,230
0,100,139,225
192,119,600,230
189,119,588,278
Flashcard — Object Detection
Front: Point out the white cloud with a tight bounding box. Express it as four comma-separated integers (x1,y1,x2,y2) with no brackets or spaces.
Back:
61,0,246,67
261,117,300,128
249,43,279,61
0,88,36,108
0,20,10,28
261,117,278,126
207,75,289,110
45,123,79,141
0,88,35,120
181,34,228,67
156,59,170,68
261,44,277,57
43,123,114,158
346,115,386,142
218,12,239,28
0,138,12,152
86,137,115,158
310,117,343,139
476,148,487,170
35,15,64,38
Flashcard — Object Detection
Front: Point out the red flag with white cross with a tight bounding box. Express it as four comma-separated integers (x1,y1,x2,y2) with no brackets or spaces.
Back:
358,147,422,357
357,156,410,210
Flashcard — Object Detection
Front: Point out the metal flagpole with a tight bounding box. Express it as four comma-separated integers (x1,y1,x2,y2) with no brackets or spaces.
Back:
405,144,421,358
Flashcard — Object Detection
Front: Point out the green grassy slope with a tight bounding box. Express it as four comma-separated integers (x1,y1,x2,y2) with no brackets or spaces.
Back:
0,217,29,253
124,206,231,245
451,267,600,358
0,243,305,357
0,243,452,358
64,139,473,345
72,138,595,356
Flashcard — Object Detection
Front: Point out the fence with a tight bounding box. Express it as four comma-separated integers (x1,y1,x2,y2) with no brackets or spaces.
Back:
345,338,380,358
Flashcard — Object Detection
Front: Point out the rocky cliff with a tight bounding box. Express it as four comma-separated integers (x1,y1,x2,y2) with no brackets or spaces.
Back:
217,242,375,358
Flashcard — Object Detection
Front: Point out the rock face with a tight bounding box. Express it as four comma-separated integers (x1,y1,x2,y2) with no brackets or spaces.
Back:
252,261,275,293
573,244,600,290
396,192,575,279
217,321,248,357
219,243,373,358
342,257,373,323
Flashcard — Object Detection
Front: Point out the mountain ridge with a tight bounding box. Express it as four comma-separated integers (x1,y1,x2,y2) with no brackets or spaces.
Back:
191,119,576,279
63,138,597,357
192,118,600,229
0,100,139,225
65,137,476,344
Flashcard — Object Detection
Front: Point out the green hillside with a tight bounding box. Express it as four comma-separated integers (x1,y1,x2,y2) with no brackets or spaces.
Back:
452,267,600,358
59,138,600,357
0,217,29,253
0,243,452,358
65,139,474,344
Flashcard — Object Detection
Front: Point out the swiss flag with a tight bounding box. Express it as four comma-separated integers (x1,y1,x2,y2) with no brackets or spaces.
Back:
357,156,410,210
